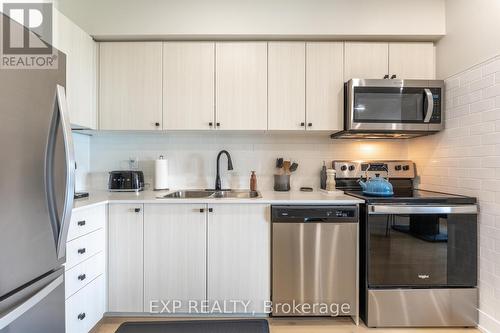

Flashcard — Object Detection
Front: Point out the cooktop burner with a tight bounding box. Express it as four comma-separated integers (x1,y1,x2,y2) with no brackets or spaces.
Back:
345,189,476,205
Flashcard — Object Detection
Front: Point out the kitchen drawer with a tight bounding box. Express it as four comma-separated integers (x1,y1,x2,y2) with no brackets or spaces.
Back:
68,204,106,242
66,228,105,270
65,251,105,299
66,274,106,333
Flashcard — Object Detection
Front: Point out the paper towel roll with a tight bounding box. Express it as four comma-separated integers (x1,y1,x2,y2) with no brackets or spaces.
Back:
154,156,169,190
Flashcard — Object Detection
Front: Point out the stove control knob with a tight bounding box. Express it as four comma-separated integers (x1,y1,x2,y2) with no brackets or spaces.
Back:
348,165,355,171
403,165,410,171
395,165,402,171
340,165,347,171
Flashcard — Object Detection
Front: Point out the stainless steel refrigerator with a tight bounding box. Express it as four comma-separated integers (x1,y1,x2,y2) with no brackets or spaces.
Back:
0,14,74,333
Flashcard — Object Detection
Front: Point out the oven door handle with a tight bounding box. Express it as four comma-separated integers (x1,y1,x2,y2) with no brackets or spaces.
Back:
368,204,477,215
423,88,434,123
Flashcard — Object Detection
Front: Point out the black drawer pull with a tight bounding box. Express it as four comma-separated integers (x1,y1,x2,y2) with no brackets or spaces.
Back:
199,208,205,213
307,123,312,127
208,208,213,213
300,122,305,127
78,274,86,281
209,122,213,127
155,122,160,127
216,122,220,127
134,208,141,213
77,313,86,320
77,248,86,255
77,220,86,226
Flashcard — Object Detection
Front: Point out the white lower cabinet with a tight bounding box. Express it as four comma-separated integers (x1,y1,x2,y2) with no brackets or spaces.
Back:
108,204,144,312
107,202,271,316
144,204,207,313
66,205,106,333
207,204,270,314
66,275,106,333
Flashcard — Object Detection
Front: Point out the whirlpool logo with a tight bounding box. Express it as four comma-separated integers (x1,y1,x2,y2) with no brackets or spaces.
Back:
418,274,430,280
1,2,58,69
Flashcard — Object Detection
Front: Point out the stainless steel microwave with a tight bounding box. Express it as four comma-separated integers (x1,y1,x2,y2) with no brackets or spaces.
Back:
332,79,445,139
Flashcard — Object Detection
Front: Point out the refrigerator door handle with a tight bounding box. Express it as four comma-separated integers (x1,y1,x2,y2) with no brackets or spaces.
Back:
45,85,75,259
0,275,63,329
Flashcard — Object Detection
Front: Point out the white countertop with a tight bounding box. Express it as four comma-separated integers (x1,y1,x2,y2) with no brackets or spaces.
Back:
73,189,364,211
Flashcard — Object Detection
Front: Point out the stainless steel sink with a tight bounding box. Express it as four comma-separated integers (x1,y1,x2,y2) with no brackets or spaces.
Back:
159,189,261,199
211,190,261,199
162,190,216,199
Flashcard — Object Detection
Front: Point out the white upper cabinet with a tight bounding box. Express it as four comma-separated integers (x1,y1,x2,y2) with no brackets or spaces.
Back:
389,42,435,79
215,42,268,130
306,42,344,132
99,42,163,130
268,42,306,130
163,42,215,130
344,42,389,81
53,10,97,129
344,41,435,81
143,204,206,312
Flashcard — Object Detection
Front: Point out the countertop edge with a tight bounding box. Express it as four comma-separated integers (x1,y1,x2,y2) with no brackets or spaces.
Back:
73,190,365,211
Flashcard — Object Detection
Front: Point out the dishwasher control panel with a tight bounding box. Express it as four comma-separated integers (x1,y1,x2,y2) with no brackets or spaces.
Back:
271,205,358,223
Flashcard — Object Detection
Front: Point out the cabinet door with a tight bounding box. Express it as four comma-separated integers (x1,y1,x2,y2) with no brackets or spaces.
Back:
53,10,97,129
215,42,267,130
144,204,206,312
268,42,305,130
306,42,344,131
163,42,215,130
344,42,389,80
208,204,270,314
99,42,162,130
108,204,144,312
389,42,435,79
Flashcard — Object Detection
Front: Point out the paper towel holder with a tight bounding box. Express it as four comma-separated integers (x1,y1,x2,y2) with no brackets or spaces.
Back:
154,155,170,191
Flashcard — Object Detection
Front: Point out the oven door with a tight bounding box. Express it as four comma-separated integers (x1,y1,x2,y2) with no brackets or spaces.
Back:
346,79,443,132
366,204,477,288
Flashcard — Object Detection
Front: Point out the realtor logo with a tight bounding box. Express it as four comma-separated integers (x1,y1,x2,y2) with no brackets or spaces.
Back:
1,2,57,69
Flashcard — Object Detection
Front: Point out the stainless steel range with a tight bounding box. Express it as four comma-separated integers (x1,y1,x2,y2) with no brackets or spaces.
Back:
334,160,478,328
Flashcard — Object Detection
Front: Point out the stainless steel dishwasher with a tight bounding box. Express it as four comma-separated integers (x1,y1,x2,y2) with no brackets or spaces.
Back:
271,205,358,317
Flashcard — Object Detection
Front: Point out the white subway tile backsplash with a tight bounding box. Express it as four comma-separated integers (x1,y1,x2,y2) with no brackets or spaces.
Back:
410,54,500,332
483,84,500,98
470,74,495,92
470,97,495,113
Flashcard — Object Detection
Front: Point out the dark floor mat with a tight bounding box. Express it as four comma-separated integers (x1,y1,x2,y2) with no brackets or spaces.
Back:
115,319,269,333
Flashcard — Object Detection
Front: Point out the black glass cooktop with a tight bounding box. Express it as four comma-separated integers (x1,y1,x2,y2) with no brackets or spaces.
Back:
345,189,476,204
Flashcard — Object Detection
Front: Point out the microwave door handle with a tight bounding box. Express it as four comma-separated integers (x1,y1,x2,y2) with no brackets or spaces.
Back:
424,88,434,123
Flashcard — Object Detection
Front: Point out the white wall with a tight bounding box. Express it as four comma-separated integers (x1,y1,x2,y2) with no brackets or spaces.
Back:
437,0,500,79
86,133,408,191
409,57,500,333
56,0,445,40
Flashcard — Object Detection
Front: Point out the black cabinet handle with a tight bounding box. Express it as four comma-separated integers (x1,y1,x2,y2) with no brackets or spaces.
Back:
134,208,141,213
77,220,86,226
383,74,389,79
199,208,205,213
300,122,305,127
390,74,397,79
216,122,220,127
77,313,86,320
78,274,86,281
208,208,213,213
155,122,160,127
77,248,86,255
307,123,312,127
209,122,213,127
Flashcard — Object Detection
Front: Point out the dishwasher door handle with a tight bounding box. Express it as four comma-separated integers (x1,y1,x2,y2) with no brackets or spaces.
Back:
304,217,327,223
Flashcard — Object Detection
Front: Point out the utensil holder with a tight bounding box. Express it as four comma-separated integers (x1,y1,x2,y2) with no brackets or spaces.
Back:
274,174,291,192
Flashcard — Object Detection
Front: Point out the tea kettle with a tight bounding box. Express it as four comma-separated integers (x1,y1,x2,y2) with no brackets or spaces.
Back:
358,165,394,196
